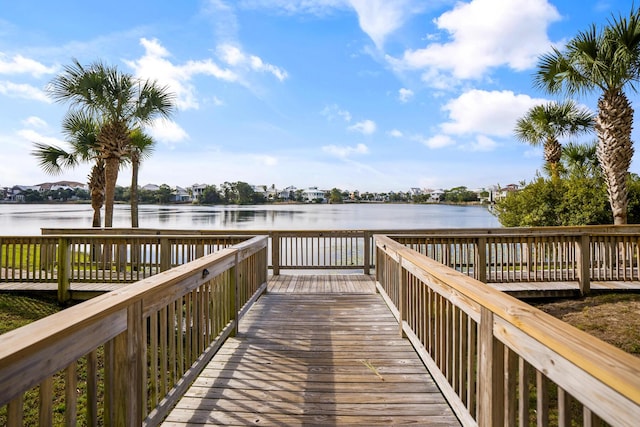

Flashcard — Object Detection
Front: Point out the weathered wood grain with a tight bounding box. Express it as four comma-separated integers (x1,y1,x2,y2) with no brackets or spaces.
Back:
162,291,461,426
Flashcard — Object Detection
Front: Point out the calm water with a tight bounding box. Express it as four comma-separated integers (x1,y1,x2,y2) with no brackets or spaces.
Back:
0,203,501,235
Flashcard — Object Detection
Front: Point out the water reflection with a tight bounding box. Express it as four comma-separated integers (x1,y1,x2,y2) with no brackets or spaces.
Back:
0,203,501,235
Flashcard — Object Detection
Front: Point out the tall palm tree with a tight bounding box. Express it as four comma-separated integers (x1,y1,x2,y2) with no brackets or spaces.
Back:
32,111,105,227
128,129,155,228
534,8,640,224
47,59,176,227
514,100,594,180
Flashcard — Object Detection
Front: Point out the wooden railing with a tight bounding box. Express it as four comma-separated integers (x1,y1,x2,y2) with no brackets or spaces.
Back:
0,236,268,426
1,235,251,301
375,234,640,427
28,226,640,294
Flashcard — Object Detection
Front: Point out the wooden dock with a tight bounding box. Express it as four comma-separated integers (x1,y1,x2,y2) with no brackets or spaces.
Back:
2,274,639,299
161,274,461,426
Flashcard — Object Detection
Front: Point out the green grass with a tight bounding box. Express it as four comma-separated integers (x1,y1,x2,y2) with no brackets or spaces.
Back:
0,293,62,334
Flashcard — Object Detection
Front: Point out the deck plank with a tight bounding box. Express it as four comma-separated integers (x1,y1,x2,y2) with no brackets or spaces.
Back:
162,278,461,426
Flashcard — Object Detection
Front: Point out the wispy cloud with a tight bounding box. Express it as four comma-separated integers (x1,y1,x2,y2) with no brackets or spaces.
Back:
125,38,238,110
0,53,56,77
147,118,189,144
398,88,413,103
321,104,352,122
217,44,288,81
348,0,428,49
412,134,455,149
22,116,48,128
0,81,50,103
348,119,376,135
322,143,369,158
388,129,403,138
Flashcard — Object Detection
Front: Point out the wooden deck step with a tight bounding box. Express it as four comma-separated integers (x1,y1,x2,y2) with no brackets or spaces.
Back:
162,291,461,426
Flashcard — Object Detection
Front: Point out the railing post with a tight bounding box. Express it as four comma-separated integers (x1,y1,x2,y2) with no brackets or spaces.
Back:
478,307,504,427
160,238,171,272
230,252,238,337
271,232,280,276
398,255,406,337
476,237,487,283
363,231,371,275
110,301,144,426
57,237,71,303
576,234,591,295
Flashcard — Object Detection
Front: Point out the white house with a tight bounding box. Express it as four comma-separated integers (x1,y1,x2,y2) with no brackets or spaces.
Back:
173,186,191,202
142,183,160,192
278,186,297,200
190,184,208,201
429,189,445,202
303,187,325,202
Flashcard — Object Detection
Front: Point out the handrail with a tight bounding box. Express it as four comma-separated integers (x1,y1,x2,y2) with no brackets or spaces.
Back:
5,227,640,300
0,236,268,426
374,234,640,427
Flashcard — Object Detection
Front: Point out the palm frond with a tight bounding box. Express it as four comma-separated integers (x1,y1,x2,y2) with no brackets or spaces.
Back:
31,142,79,175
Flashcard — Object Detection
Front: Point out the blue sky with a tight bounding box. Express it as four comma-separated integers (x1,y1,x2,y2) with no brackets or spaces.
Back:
1,0,638,192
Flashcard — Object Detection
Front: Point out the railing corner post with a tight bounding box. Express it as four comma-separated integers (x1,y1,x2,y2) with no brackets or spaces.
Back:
57,237,71,303
363,231,371,275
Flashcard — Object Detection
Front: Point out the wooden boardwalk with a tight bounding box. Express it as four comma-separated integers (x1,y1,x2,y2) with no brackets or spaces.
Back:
161,274,461,426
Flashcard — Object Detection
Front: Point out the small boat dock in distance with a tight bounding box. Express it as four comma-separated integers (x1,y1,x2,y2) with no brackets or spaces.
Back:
163,274,461,426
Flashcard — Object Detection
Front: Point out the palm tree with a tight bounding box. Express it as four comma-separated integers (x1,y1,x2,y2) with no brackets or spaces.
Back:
47,59,176,227
32,111,105,227
128,129,155,228
561,141,600,179
534,8,640,224
514,100,594,180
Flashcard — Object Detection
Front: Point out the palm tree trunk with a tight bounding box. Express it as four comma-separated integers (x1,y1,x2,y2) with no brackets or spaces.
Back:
103,156,120,228
89,160,105,227
595,90,634,225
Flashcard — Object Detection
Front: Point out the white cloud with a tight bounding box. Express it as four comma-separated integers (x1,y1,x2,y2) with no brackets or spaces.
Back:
254,154,278,166
392,0,560,82
348,0,426,49
322,143,369,158
388,129,403,138
398,88,413,103
217,44,288,81
238,0,347,16
22,116,48,128
348,119,376,135
125,38,238,110
0,53,56,77
440,89,547,137
147,119,189,144
321,104,352,122
465,135,498,152
16,129,65,146
414,134,455,149
0,81,50,103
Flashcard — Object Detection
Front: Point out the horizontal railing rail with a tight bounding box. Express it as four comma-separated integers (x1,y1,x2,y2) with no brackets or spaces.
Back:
374,234,640,427
18,225,640,294
1,235,252,301
0,236,268,426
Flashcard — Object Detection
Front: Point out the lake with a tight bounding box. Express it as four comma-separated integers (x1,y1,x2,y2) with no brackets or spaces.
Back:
0,203,501,235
